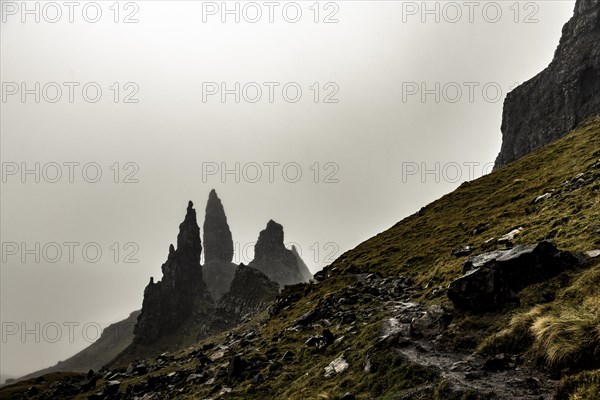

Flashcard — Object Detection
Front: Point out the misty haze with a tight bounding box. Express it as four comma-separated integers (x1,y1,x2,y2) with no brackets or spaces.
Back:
1,0,599,399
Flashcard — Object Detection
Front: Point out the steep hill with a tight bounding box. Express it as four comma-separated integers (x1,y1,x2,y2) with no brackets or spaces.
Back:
4,118,598,399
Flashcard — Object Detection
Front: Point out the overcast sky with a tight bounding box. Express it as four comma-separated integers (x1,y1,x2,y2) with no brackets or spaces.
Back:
1,0,575,379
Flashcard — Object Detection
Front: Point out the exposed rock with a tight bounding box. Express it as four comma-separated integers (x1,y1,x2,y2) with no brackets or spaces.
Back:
324,355,349,378
497,227,524,244
409,305,449,339
452,246,473,258
134,201,214,344
534,193,552,203
495,0,600,168
249,220,312,288
448,242,580,312
212,264,279,330
202,190,238,301
585,249,600,258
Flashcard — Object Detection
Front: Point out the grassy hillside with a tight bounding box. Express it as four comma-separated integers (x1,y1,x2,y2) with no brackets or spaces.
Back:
2,118,598,399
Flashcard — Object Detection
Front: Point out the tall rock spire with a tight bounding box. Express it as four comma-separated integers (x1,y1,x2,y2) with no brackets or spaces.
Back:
249,220,312,289
203,190,234,264
202,190,238,301
134,201,213,345
494,0,600,168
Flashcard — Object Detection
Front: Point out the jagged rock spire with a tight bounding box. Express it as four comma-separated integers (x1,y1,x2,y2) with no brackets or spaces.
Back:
249,220,312,289
134,201,213,345
203,190,234,264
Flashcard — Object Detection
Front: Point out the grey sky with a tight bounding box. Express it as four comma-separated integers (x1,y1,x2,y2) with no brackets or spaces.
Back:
1,0,574,378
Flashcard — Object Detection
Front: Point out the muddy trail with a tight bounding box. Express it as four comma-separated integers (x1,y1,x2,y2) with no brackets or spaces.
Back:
380,300,558,399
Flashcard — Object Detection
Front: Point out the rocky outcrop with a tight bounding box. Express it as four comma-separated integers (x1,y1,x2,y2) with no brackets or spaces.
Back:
202,190,237,301
249,220,312,289
447,242,580,312
212,264,279,330
134,201,213,344
494,0,600,168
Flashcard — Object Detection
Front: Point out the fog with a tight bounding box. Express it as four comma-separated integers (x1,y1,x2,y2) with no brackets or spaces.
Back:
0,0,574,378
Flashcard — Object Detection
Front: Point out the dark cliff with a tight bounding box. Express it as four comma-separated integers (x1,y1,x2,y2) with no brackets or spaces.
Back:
495,0,600,168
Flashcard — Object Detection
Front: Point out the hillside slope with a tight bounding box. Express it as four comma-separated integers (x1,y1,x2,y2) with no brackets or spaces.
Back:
3,119,598,399
16,311,140,381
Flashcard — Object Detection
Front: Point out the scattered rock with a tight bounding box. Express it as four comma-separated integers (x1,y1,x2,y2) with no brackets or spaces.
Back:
452,246,473,257
534,193,552,203
409,305,449,339
497,227,524,244
324,355,349,378
585,249,600,258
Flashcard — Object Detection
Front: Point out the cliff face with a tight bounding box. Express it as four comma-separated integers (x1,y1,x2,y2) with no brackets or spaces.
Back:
134,201,213,345
202,190,238,301
494,0,600,168
212,264,279,330
249,220,312,289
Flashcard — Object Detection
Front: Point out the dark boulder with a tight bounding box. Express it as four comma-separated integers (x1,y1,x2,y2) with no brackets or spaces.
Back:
448,242,579,312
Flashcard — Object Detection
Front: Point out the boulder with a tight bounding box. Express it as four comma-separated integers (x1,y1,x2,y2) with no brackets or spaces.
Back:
448,242,579,312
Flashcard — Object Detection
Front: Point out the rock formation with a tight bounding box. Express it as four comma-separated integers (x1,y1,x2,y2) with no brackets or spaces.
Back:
249,220,312,289
447,241,580,312
202,189,238,301
212,264,279,330
494,0,600,168
203,189,234,264
134,201,213,344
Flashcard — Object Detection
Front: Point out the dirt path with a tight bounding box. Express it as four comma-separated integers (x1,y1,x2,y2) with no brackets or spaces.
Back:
381,301,558,399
